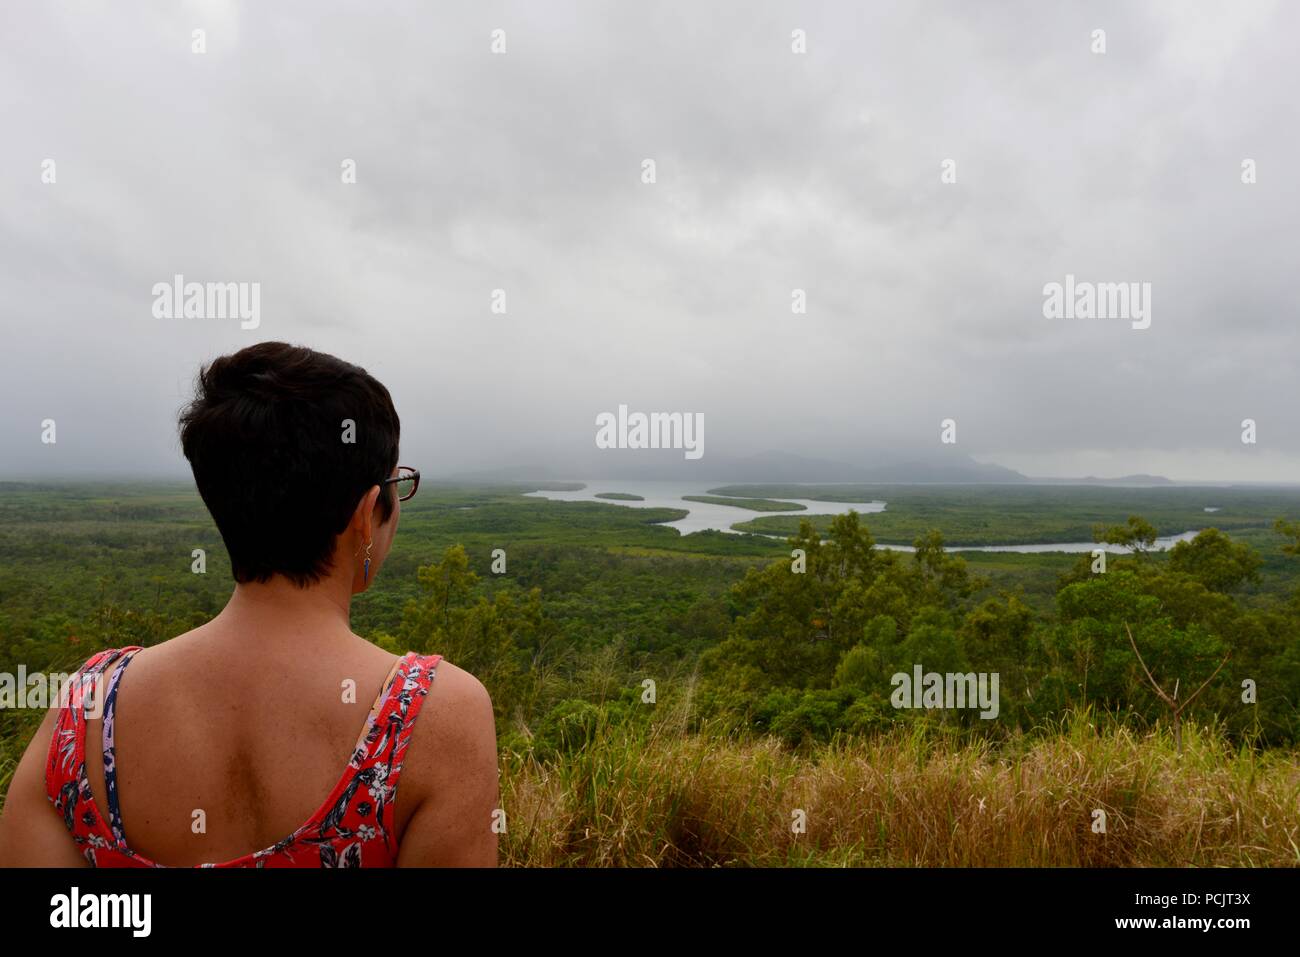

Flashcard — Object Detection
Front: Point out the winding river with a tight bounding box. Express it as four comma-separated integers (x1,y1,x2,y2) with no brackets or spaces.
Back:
523,481,1201,553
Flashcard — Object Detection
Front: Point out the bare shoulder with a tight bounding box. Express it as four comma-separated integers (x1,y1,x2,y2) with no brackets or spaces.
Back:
396,659,499,866
409,659,497,781
0,705,88,866
424,659,493,723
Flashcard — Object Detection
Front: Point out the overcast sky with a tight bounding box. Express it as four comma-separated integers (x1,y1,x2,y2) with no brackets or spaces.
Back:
1,0,1297,483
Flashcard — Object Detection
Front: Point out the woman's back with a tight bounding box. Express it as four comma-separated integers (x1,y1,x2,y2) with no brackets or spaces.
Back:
3,609,498,868
51,625,437,866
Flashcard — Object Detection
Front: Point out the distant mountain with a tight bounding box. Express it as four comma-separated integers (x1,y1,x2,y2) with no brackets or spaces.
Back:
439,451,1171,487
725,453,1173,486
720,451,1027,484
854,457,1028,484
722,450,879,482
1030,473,1174,487
440,464,564,483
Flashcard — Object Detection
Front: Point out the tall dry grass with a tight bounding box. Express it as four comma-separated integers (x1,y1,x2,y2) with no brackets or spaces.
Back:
500,707,1300,867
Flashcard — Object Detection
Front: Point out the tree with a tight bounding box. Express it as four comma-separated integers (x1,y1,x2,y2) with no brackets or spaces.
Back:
1125,623,1230,753
1167,529,1261,593
395,544,548,725
1092,515,1158,556
1274,518,1300,557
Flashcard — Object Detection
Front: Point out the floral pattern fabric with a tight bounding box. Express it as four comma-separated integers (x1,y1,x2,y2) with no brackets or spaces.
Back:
44,646,441,868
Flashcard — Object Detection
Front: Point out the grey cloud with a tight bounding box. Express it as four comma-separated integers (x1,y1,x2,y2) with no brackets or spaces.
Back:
1,0,1296,482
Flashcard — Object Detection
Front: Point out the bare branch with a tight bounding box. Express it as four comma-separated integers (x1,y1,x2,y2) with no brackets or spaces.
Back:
1125,622,1175,707
1178,652,1232,715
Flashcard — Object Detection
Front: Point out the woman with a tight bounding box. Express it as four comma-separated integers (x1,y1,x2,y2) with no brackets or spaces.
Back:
0,342,499,867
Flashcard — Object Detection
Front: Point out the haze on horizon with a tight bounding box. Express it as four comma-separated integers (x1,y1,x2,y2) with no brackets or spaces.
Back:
1,1,1297,485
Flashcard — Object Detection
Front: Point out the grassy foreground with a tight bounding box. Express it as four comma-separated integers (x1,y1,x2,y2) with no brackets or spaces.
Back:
500,710,1300,867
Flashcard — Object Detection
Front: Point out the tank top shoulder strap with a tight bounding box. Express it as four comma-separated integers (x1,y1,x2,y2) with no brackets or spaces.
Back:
346,652,441,846
45,646,144,833
100,646,143,845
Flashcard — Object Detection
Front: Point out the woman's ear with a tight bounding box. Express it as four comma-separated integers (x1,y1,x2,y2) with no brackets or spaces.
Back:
352,485,383,544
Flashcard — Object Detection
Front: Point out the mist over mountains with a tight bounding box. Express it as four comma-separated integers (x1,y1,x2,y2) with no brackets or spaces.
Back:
443,450,1176,486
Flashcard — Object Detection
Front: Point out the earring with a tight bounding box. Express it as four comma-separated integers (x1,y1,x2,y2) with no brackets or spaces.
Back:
363,540,373,583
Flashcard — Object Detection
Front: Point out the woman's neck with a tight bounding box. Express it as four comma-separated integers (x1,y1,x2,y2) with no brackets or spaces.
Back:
212,575,356,649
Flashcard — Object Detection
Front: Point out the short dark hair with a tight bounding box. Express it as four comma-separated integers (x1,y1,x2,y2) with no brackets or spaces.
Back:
179,341,401,586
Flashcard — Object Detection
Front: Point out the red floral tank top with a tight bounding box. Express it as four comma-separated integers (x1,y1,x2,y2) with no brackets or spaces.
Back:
44,646,442,868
